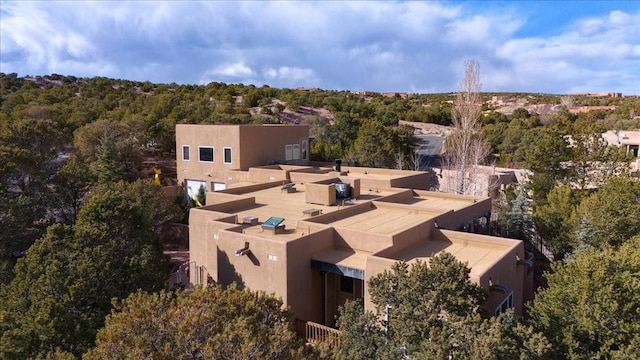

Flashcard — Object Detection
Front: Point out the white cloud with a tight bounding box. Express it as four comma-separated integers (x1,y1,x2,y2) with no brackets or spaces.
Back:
212,63,254,78
1,1,638,94
260,66,318,88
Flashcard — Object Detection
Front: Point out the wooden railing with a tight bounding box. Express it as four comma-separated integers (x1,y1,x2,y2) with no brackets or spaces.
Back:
303,320,341,348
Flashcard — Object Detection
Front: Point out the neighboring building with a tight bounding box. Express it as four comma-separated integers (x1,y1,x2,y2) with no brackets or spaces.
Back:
602,130,640,172
181,124,533,328
432,166,521,198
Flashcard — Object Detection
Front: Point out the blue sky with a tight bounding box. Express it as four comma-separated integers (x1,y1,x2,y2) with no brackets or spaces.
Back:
1,1,638,94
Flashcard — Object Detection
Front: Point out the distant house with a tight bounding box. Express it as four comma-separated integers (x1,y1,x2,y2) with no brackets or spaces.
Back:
602,130,640,172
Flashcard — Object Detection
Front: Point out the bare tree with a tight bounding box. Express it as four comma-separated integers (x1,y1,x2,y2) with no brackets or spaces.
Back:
469,135,492,195
394,149,406,170
411,149,422,171
560,95,574,109
445,59,490,195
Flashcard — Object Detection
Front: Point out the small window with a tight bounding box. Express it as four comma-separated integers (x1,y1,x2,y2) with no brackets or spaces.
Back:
182,145,190,161
223,147,232,164
199,147,214,162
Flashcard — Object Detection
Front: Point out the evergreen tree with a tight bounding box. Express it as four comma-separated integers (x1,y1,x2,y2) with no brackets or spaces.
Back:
0,180,181,358
570,176,640,249
334,253,549,359
533,184,579,259
504,184,533,241
529,239,640,359
85,285,307,359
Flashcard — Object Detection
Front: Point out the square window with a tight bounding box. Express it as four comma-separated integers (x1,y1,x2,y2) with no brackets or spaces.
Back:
182,145,190,161
223,147,232,164
199,147,214,162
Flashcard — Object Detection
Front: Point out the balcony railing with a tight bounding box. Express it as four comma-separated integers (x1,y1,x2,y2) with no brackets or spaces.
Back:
299,320,341,348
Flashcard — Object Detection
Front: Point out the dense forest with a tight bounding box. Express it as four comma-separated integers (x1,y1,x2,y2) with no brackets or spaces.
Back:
1,72,640,359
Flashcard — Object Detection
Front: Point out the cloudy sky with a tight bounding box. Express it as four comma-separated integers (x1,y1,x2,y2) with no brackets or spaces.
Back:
1,1,639,94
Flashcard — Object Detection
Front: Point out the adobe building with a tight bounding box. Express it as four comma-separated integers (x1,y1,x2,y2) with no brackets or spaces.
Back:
179,124,533,328
176,124,310,194
602,130,640,173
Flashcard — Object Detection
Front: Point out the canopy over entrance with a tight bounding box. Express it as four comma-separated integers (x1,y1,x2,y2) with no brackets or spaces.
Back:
311,248,369,280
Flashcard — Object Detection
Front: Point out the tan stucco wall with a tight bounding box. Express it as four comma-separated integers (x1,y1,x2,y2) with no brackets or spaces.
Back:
342,167,430,191
363,255,398,312
362,229,529,317
188,207,238,284
434,230,527,316
372,189,415,203
176,125,241,186
285,228,336,323
289,171,337,184
246,167,290,183
238,125,310,169
176,124,309,188
389,172,430,190
476,243,527,315
305,183,337,206
389,219,435,253
223,169,250,185
216,229,289,299
161,185,179,198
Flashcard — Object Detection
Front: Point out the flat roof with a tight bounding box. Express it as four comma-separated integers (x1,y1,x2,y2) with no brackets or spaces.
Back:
340,167,425,182
392,193,482,212
196,178,521,276
205,183,489,241
214,183,364,241
313,204,439,235
389,231,519,276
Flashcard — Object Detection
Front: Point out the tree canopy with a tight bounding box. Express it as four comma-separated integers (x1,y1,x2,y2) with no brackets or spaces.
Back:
571,176,640,250
0,180,181,358
529,239,640,359
334,253,549,359
85,285,307,360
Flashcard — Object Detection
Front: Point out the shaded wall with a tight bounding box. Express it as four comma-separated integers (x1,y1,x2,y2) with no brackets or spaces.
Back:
286,228,336,323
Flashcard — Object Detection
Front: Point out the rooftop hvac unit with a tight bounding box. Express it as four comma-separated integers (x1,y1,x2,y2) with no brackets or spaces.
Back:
335,182,351,199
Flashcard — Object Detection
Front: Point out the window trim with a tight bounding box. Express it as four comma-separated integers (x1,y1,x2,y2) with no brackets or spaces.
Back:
223,147,232,164
340,276,354,295
495,291,514,316
182,145,190,161
301,140,308,160
198,146,214,163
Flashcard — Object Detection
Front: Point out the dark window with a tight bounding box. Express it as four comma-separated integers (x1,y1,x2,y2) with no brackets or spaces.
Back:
182,145,190,161
224,147,232,164
340,276,354,294
199,147,214,162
